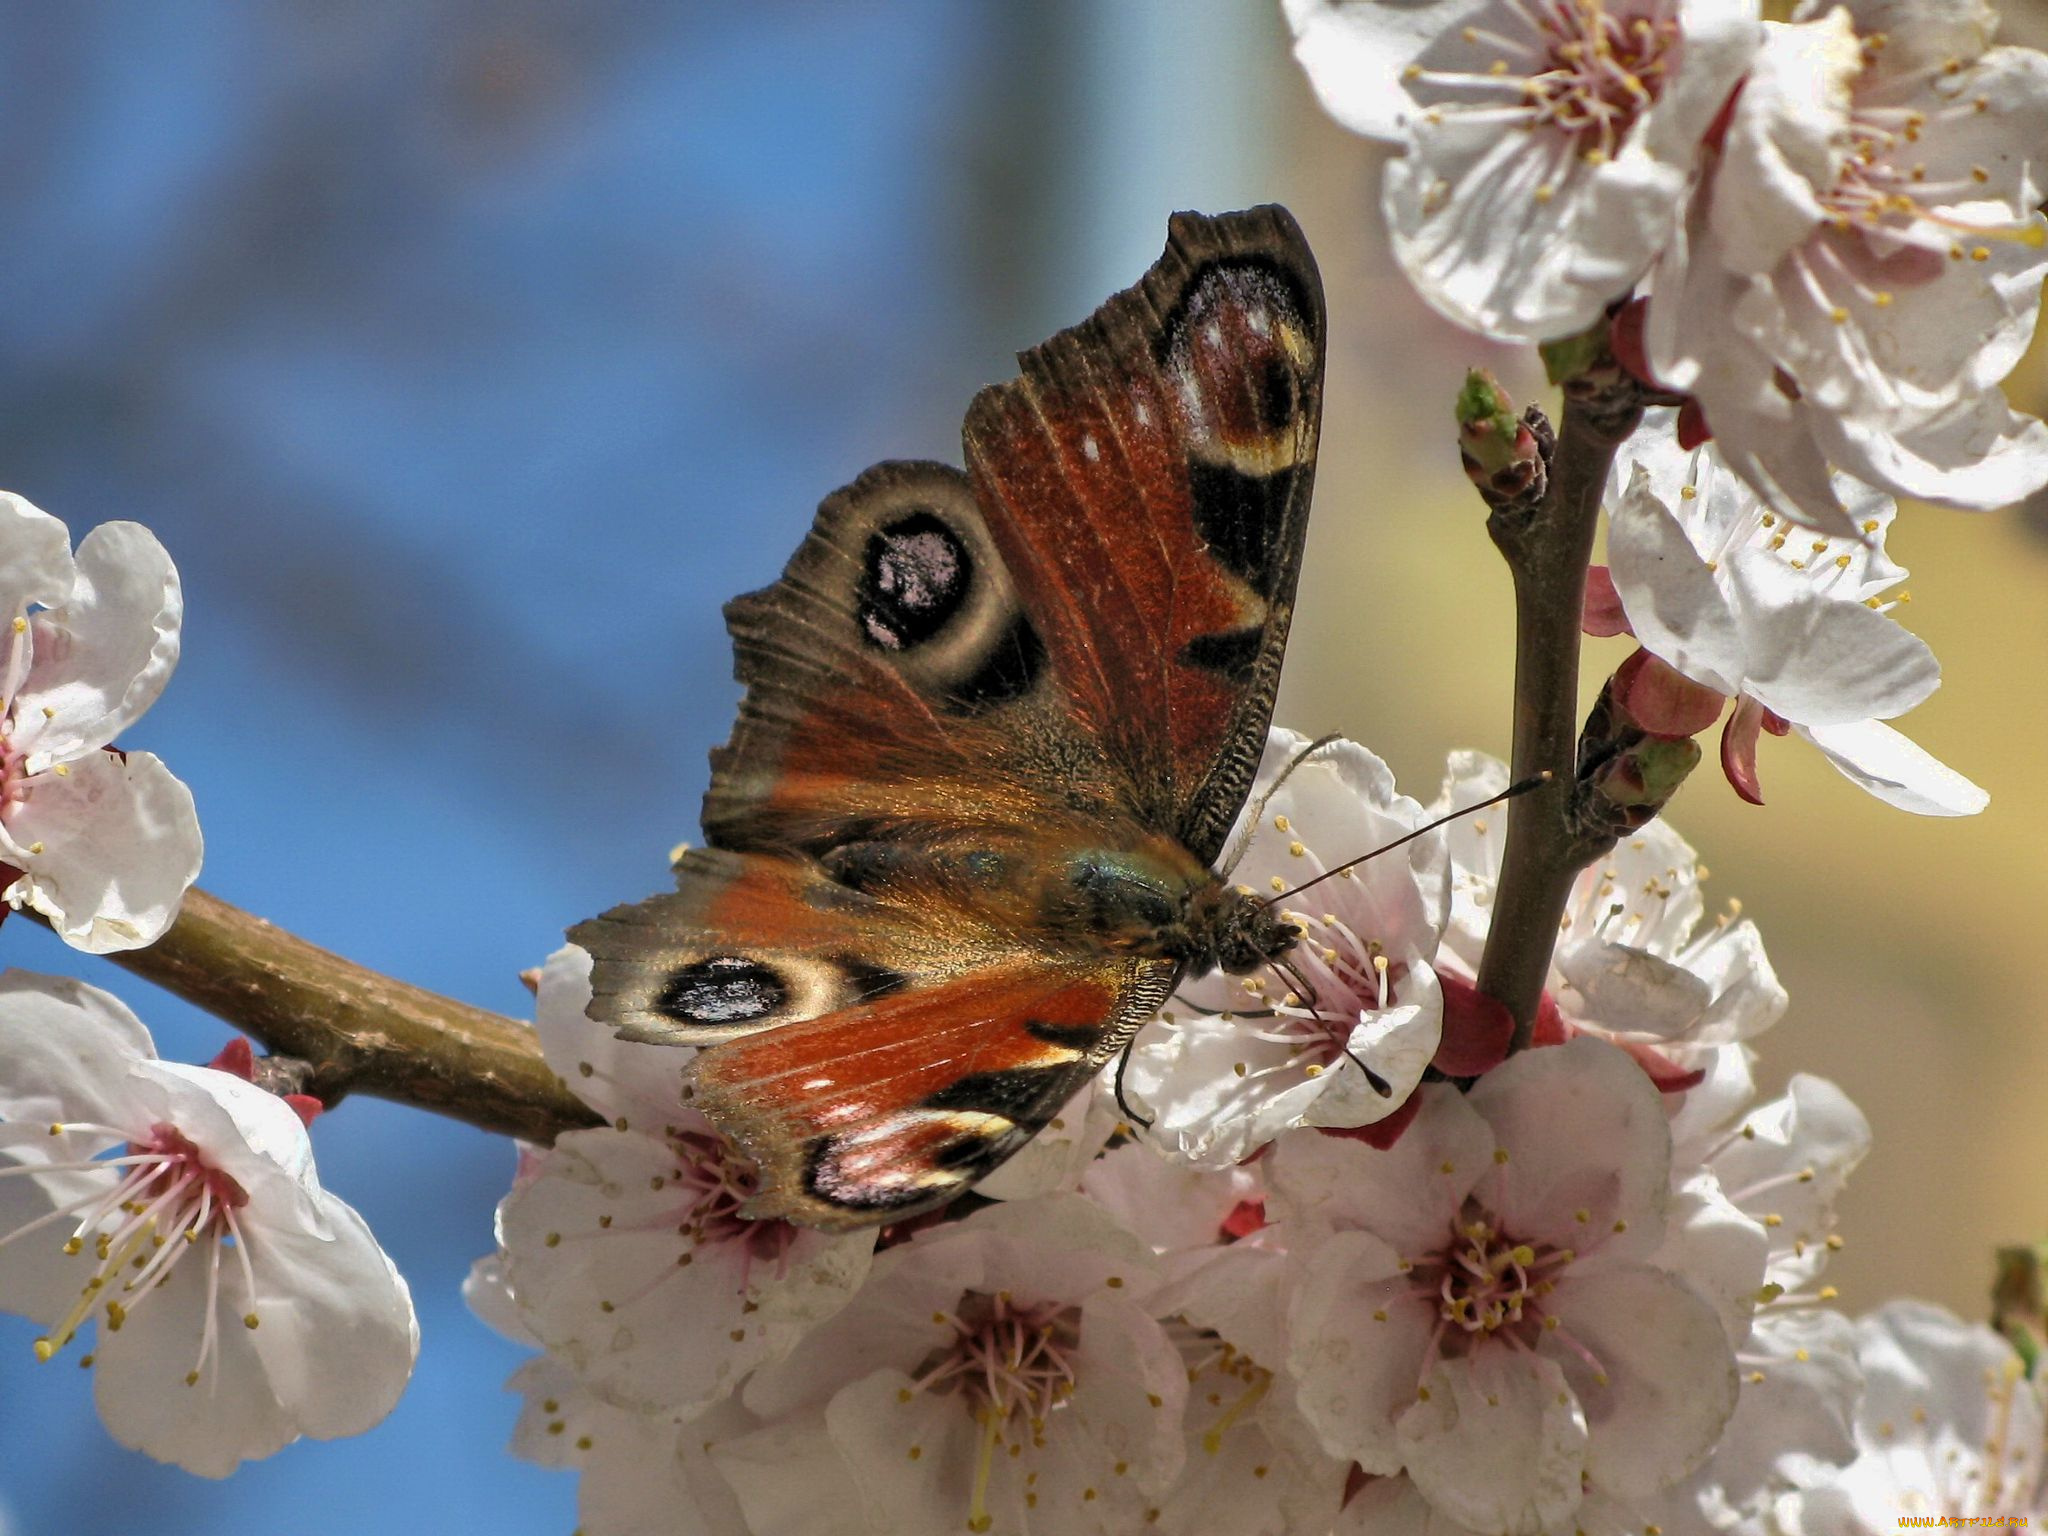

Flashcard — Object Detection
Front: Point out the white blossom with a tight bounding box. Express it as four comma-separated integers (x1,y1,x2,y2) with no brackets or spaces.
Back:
1643,0,2048,528
1271,1038,1739,1534
467,1253,756,1536
0,493,200,951
1437,750,1785,1076
717,1196,1187,1536
1604,423,1986,814
1125,730,1448,1168
1287,0,1759,340
0,970,415,1476
1782,1301,2046,1530
488,946,874,1417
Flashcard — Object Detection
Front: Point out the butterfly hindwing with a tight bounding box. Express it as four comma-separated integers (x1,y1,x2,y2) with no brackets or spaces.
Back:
695,954,1174,1229
572,845,1173,1228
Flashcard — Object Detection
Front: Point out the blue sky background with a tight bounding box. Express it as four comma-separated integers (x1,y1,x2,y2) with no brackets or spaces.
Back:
0,5,1297,1531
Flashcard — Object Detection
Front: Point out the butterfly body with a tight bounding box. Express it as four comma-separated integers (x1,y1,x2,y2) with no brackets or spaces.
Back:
574,207,1324,1229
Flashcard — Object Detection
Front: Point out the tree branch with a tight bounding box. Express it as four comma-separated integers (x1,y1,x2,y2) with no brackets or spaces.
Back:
1475,370,1647,1050
89,888,600,1143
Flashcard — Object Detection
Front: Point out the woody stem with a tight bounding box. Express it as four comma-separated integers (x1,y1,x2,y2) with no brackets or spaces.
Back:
1475,376,1645,1051
50,888,599,1143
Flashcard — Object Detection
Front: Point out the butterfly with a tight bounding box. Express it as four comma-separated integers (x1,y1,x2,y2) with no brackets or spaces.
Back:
572,206,1325,1230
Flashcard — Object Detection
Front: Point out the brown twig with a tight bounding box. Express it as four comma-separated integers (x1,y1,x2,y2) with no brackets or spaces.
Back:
1474,368,1647,1051
85,888,600,1143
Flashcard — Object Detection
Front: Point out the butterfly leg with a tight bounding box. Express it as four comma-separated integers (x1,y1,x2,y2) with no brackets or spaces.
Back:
1111,1036,1154,1131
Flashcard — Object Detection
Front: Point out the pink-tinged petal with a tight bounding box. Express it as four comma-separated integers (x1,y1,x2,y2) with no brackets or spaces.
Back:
712,1409,868,1536
1320,1091,1422,1150
1079,1140,1259,1257
1267,1088,1493,1251
1554,938,1713,1041
1331,1474,1460,1536
462,1251,537,1349
501,1128,871,1415
0,1131,121,1328
1465,1037,1670,1251
0,492,77,625
1151,1241,1294,1370
92,1243,296,1477
0,967,156,1127
1287,1230,1430,1471
1796,718,1988,816
1,749,201,952
1721,694,1770,804
508,1360,754,1536
1542,1263,1738,1497
1397,1350,1589,1535
1608,467,1746,697
14,521,180,765
126,1060,316,1192
1710,12,1857,274
1581,565,1633,638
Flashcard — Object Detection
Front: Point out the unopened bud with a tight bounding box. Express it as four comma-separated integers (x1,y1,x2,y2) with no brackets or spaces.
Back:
1593,735,1701,811
1992,1243,2046,1375
1456,370,1545,504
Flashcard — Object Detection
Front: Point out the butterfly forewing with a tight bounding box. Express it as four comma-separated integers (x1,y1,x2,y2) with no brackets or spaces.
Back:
576,207,1325,1228
963,205,1324,864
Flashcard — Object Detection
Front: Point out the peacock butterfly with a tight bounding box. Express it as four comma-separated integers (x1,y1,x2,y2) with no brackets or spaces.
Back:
571,206,1326,1230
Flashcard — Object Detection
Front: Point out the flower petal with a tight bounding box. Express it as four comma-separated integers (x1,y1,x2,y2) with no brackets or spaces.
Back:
14,521,181,765
1795,718,1988,816
0,968,155,1128
0,492,77,625
92,1243,296,1477
241,1190,419,1440
1397,1349,1589,1535
1465,1037,1670,1252
1267,1088,1493,1252
1,748,202,951
1608,466,1747,698
1542,1263,1739,1497
1287,1230,1429,1472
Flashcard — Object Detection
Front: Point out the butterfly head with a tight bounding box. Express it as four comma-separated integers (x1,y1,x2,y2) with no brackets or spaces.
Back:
1180,879,1303,979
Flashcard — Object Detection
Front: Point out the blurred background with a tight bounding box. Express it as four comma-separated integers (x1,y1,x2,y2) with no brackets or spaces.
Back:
0,2,2042,1531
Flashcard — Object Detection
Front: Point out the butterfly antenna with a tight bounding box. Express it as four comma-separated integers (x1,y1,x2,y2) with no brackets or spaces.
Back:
1266,770,1552,906
1266,957,1392,1097
1220,733,1347,877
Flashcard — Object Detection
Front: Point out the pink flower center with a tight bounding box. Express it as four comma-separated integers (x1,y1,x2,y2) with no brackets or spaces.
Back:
1524,2,1678,158
670,1129,795,1271
910,1290,1085,1532
1412,1205,1576,1357
5,1117,263,1388
1402,0,1679,170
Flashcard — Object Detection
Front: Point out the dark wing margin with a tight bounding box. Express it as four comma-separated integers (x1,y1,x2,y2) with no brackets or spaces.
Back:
961,205,1326,866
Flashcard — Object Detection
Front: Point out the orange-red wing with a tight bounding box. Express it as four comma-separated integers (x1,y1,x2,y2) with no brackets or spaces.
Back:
962,206,1324,865
692,955,1175,1230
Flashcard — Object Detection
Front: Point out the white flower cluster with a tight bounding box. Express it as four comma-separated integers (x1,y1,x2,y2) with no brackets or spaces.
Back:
474,736,1884,1536
0,973,417,1475
0,492,201,951
1288,0,2048,531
